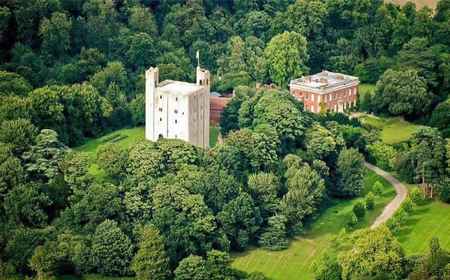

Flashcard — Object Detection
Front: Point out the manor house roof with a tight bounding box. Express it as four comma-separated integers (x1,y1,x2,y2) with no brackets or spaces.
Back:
290,71,359,92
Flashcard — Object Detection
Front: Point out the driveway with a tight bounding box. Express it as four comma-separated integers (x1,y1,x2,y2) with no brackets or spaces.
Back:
364,162,409,229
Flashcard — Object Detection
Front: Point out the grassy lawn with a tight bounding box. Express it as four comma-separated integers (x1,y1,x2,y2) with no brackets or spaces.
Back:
75,127,145,158
210,126,219,147
359,115,425,144
232,170,396,280
394,184,450,254
396,200,450,254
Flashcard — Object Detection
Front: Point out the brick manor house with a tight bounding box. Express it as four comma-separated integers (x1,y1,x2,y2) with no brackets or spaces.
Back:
289,71,360,113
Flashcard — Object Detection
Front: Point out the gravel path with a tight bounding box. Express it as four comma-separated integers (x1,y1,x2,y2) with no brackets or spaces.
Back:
364,162,408,229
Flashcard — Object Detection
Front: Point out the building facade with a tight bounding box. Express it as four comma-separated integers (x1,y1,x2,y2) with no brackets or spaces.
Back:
210,93,231,125
289,71,359,113
145,67,210,148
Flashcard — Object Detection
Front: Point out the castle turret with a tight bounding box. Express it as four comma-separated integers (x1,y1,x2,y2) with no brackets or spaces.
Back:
145,67,159,140
196,66,210,148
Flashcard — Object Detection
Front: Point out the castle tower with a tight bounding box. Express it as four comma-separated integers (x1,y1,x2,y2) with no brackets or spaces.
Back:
145,67,159,141
144,66,210,148
196,67,210,148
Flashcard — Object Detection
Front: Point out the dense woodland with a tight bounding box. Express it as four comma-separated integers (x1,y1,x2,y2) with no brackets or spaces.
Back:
0,0,450,279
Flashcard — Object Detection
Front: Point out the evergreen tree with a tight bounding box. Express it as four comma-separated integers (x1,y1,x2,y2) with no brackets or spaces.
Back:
131,225,170,280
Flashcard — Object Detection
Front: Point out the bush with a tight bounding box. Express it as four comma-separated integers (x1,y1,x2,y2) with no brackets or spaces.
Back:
401,197,414,213
365,192,375,210
352,201,366,218
347,212,358,227
372,181,384,195
410,188,426,205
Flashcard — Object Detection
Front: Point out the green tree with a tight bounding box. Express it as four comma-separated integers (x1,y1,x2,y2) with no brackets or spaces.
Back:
258,215,288,250
305,124,339,161
264,31,309,87
367,142,397,171
339,226,405,280
91,219,133,276
39,12,72,58
23,129,67,182
151,183,216,264
0,145,24,200
131,225,169,280
174,255,208,280
365,192,375,210
336,148,365,198
247,172,279,219
58,183,124,233
0,71,32,97
430,99,450,136
352,200,366,218
0,118,37,155
372,69,433,116
129,5,157,36
280,162,325,231
313,252,342,280
96,143,128,179
4,183,51,227
218,193,262,250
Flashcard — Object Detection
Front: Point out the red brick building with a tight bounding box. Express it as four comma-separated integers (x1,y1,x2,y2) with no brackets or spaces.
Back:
210,94,231,125
289,71,359,113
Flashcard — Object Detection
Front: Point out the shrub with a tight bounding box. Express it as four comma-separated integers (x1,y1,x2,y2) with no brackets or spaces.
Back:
372,181,384,195
352,201,366,218
410,188,426,205
401,197,414,213
348,212,359,227
365,192,375,210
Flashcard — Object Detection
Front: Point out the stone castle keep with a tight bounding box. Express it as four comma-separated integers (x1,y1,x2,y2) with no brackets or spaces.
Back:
290,71,359,113
145,66,210,148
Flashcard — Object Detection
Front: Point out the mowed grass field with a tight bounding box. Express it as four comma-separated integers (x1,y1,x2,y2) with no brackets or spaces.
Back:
395,184,450,254
359,115,426,144
232,170,396,280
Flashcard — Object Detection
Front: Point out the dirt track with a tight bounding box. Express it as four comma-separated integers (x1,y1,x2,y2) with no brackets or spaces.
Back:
365,162,408,229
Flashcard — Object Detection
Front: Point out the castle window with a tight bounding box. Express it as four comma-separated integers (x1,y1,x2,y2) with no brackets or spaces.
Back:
176,97,178,101
160,95,162,99
174,109,178,114
159,118,162,122
158,134,163,139
175,120,178,124
159,108,162,112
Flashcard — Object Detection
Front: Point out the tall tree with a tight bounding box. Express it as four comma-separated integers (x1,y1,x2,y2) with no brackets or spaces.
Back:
264,31,309,88
39,12,72,58
335,148,365,198
131,225,170,280
91,219,133,276
372,69,433,117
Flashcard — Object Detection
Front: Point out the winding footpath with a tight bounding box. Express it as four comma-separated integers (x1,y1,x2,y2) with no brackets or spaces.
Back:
364,162,408,229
